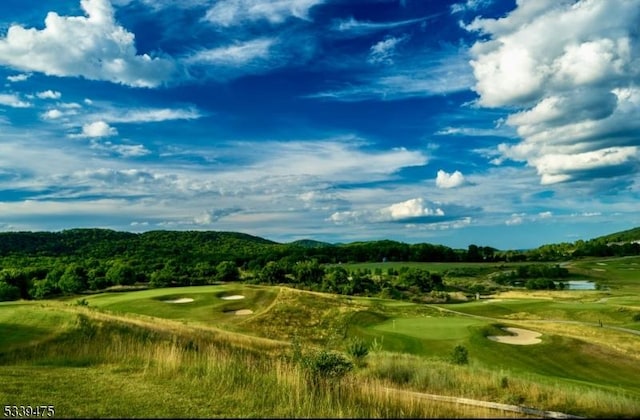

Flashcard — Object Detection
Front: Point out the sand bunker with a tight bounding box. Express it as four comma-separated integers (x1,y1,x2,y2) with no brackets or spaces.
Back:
221,295,245,300
164,298,194,304
235,309,253,315
488,327,542,345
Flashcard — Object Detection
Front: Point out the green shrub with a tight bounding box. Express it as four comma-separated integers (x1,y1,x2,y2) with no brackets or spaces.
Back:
450,345,469,365
346,338,369,367
302,350,353,386
632,313,640,322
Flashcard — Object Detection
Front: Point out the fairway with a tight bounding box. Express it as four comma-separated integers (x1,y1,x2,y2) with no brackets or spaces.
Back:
79,285,278,326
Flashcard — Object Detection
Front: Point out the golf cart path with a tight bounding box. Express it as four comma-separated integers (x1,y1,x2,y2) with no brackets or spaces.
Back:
382,387,584,419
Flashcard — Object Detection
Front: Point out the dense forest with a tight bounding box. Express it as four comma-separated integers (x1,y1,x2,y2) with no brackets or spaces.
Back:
0,227,638,302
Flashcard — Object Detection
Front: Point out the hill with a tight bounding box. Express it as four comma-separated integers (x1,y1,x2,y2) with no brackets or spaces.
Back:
288,239,334,248
594,226,640,245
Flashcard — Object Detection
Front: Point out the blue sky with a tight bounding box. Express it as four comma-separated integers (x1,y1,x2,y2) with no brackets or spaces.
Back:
0,0,638,250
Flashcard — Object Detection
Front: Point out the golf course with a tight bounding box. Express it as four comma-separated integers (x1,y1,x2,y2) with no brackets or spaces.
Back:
2,253,640,418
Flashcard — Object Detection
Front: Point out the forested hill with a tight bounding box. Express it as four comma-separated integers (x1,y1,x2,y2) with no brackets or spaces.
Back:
594,227,640,244
1,226,639,264
0,229,481,264
0,229,278,260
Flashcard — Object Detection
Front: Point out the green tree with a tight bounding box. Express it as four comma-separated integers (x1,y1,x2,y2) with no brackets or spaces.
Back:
293,259,325,285
58,264,87,294
149,269,172,288
258,261,287,284
105,262,136,286
215,261,240,282
0,280,20,301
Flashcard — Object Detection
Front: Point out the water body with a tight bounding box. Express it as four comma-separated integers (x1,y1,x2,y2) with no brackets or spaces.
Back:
557,280,597,290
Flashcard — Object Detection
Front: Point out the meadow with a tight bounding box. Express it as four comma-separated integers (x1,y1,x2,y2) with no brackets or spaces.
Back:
1,256,640,418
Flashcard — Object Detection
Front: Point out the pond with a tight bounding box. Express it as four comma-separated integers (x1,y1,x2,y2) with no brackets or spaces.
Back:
557,280,597,290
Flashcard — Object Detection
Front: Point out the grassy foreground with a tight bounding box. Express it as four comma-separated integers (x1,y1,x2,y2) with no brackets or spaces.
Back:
2,256,640,418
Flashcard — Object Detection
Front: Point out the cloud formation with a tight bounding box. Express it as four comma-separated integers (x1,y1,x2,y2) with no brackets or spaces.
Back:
467,0,640,185
329,198,445,224
435,169,466,188
368,36,408,65
0,93,31,108
205,0,324,26
81,121,117,138
0,0,174,87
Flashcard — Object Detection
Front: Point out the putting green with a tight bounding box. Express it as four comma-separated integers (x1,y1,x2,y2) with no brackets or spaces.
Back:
372,316,487,340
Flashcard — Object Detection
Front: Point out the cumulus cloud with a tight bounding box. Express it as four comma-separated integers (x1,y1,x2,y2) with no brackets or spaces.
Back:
0,93,31,108
329,198,445,224
81,121,117,138
0,0,174,87
466,0,640,185
36,90,62,100
7,73,30,82
435,169,466,188
205,0,324,26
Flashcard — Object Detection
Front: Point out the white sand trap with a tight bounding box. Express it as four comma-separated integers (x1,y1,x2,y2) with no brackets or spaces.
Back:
597,262,607,265
484,299,503,303
592,268,605,272
488,327,542,345
221,295,245,300
164,298,194,304
235,309,253,315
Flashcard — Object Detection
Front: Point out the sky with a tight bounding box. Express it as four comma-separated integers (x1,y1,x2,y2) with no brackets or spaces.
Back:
0,0,638,250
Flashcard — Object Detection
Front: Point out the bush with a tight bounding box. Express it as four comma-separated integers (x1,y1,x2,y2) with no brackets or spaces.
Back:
451,345,469,365
301,350,353,386
632,313,640,322
346,338,369,367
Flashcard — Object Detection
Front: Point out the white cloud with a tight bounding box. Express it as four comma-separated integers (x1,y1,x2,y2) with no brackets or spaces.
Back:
243,138,427,181
7,73,30,82
186,38,275,66
332,16,429,35
368,36,408,65
0,0,174,87
100,143,150,158
0,93,31,108
466,0,640,184
42,109,64,120
205,0,324,26
329,198,445,224
103,107,202,123
308,49,474,101
36,90,62,100
435,169,466,188
381,198,445,220
505,213,524,226
81,121,117,138
538,211,553,219
451,0,493,14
